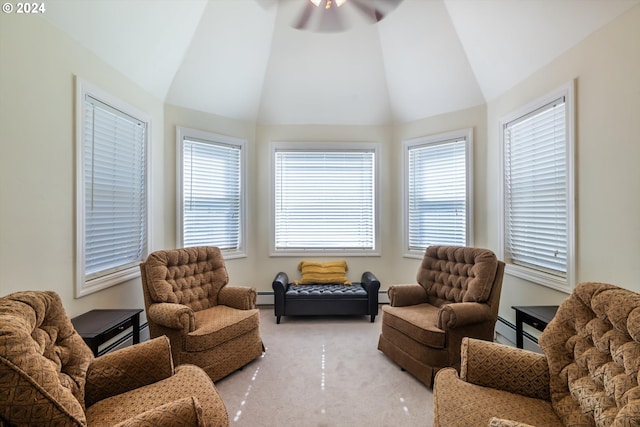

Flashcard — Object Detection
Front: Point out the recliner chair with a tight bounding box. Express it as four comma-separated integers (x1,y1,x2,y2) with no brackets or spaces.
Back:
140,246,264,382
0,290,229,426
377,245,505,387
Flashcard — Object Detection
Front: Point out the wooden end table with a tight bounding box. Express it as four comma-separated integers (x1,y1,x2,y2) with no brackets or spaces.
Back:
512,305,559,349
71,309,143,356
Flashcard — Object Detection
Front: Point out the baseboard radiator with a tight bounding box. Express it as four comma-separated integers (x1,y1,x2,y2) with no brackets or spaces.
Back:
495,316,542,353
97,323,150,355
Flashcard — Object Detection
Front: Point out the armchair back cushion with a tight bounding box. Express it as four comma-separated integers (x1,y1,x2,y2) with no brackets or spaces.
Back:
143,246,228,311
0,291,94,425
539,282,640,426
418,246,499,306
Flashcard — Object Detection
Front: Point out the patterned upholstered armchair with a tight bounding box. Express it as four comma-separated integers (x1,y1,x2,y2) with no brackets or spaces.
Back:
434,282,640,426
139,246,264,382
0,291,228,426
378,246,505,387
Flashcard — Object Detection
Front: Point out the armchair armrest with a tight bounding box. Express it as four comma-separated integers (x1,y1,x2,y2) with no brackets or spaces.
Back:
460,338,550,401
437,302,492,329
147,302,195,333
85,336,174,407
113,397,204,427
388,284,428,307
218,286,256,310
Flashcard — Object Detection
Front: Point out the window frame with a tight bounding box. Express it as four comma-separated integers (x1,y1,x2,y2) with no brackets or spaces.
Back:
403,128,474,258
498,80,576,293
270,141,380,257
176,127,247,259
75,77,152,298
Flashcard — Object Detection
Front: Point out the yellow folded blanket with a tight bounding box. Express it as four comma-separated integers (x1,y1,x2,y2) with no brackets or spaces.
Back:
294,260,350,285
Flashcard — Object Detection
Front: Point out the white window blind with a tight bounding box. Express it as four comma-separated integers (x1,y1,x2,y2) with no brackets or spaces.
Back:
181,137,242,251
504,97,567,276
407,137,468,251
82,95,147,281
274,148,376,252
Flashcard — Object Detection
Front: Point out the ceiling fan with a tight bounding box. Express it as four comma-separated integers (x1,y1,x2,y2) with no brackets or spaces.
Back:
255,0,403,33
294,0,403,32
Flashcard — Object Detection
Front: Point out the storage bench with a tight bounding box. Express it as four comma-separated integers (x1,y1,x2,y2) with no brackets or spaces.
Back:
272,271,380,324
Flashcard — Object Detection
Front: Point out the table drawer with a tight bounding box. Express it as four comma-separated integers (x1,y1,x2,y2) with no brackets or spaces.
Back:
101,317,133,342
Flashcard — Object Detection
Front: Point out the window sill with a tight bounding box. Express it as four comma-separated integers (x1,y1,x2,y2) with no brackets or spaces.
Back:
403,251,426,259
505,263,571,294
77,265,140,298
270,249,380,257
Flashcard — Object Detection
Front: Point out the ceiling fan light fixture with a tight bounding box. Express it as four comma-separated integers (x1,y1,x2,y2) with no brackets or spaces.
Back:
309,0,347,9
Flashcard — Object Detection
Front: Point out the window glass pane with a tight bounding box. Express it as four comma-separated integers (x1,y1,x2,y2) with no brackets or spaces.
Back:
83,95,147,279
274,149,375,251
504,98,567,276
182,138,242,250
408,138,467,250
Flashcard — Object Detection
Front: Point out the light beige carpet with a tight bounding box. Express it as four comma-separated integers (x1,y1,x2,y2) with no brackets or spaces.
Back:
215,307,434,427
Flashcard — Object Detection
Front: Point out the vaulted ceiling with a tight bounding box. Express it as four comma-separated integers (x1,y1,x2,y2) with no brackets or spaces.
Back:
43,0,639,125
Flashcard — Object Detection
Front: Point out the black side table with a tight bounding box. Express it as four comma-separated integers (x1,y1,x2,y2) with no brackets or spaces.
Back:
512,305,559,349
71,309,143,356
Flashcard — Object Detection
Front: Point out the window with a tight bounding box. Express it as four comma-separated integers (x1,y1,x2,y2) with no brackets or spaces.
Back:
404,129,473,257
76,79,150,297
271,142,378,255
177,127,246,257
499,81,575,292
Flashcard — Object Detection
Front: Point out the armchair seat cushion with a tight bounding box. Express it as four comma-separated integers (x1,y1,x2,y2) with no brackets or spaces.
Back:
188,306,260,352
86,364,228,426
381,303,445,348
434,368,563,427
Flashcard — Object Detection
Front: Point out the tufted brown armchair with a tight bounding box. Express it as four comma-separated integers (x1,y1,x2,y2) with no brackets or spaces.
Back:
139,246,264,382
377,246,505,387
434,282,640,426
0,291,229,426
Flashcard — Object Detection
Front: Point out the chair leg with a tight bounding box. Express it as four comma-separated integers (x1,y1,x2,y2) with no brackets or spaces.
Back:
276,315,281,324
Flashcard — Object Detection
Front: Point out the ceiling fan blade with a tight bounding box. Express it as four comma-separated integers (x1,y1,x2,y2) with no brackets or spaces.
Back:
254,0,277,10
350,0,383,22
293,2,315,30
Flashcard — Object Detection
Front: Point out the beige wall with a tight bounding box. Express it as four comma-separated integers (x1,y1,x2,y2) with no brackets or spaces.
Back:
1,6,639,326
0,15,166,317
486,5,640,323
163,106,484,292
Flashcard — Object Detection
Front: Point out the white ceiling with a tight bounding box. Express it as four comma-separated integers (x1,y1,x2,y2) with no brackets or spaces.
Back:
43,0,639,126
